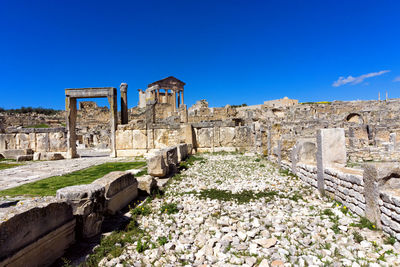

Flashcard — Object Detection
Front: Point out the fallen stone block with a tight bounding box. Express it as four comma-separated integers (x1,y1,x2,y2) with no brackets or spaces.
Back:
0,149,33,159
92,171,138,215
56,184,105,239
161,147,178,174
136,175,157,194
0,198,75,266
16,155,33,162
33,152,41,161
147,153,168,177
47,152,65,160
177,144,188,162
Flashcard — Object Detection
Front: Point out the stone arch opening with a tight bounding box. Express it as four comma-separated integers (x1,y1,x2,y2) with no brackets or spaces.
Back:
272,108,284,118
379,173,400,190
346,113,364,124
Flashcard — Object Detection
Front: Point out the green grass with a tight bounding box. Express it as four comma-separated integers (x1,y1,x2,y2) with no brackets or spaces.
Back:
188,188,278,204
25,123,50,128
179,155,205,170
350,217,377,231
0,162,22,170
0,161,146,196
160,202,179,214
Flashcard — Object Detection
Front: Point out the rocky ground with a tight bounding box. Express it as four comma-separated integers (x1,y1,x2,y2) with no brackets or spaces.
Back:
98,153,400,267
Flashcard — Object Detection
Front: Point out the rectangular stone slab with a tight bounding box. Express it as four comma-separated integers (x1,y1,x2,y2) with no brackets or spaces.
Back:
0,200,74,259
0,219,75,267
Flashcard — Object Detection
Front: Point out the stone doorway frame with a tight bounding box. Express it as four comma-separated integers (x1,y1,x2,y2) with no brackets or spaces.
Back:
65,87,118,158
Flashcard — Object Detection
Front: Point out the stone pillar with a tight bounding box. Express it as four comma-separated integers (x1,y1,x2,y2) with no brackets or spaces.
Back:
363,162,400,228
177,91,181,107
173,91,177,112
277,140,282,168
108,89,118,158
389,133,396,152
267,128,271,160
157,89,160,102
165,89,169,104
317,128,346,195
120,83,128,125
66,97,78,159
181,90,184,105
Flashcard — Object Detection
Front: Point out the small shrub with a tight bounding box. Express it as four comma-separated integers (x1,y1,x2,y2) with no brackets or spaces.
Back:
384,236,396,245
350,217,377,231
353,232,363,243
136,237,150,253
161,202,179,214
157,236,168,246
131,205,151,216
322,209,334,217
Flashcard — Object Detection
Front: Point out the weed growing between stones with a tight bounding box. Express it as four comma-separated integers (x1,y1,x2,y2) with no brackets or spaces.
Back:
353,231,364,243
384,235,397,245
350,217,377,231
160,202,179,214
0,162,22,170
179,155,205,170
186,188,278,204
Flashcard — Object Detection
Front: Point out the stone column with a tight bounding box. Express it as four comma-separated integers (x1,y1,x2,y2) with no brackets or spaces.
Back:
277,140,282,168
108,89,118,158
317,128,346,195
66,97,78,159
120,83,128,125
181,90,184,105
267,128,271,160
389,133,396,152
157,89,160,102
363,162,400,228
177,91,181,107
173,91,177,112
165,89,169,104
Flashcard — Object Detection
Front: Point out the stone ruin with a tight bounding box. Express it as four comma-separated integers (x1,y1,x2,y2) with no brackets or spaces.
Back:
2,76,400,265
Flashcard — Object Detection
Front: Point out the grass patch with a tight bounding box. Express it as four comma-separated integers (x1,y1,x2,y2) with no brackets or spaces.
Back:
85,216,147,266
25,123,50,128
353,232,364,243
179,155,205,170
160,202,179,214
350,217,377,231
0,161,146,196
279,168,297,178
0,162,22,170
188,188,278,204
131,205,152,216
384,235,396,245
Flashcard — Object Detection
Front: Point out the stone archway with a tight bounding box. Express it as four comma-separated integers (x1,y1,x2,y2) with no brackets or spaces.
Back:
346,113,364,124
65,87,118,158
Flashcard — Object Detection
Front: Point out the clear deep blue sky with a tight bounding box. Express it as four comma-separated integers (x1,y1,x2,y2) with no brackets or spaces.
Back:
1,0,400,109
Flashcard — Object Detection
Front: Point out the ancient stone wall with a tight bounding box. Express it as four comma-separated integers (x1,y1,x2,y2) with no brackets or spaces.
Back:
277,128,400,240
0,127,67,152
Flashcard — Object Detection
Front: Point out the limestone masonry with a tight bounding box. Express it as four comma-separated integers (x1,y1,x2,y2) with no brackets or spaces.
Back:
1,76,400,266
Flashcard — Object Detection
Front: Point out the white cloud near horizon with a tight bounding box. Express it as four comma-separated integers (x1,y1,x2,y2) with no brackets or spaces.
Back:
393,76,400,82
332,70,390,87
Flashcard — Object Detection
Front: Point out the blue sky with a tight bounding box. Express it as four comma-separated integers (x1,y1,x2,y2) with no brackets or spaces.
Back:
1,0,400,109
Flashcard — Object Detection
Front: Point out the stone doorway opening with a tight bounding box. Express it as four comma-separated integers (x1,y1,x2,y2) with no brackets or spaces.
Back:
65,87,118,158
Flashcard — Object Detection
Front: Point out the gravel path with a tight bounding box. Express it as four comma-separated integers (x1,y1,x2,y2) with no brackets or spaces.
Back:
0,149,127,190
100,153,400,267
